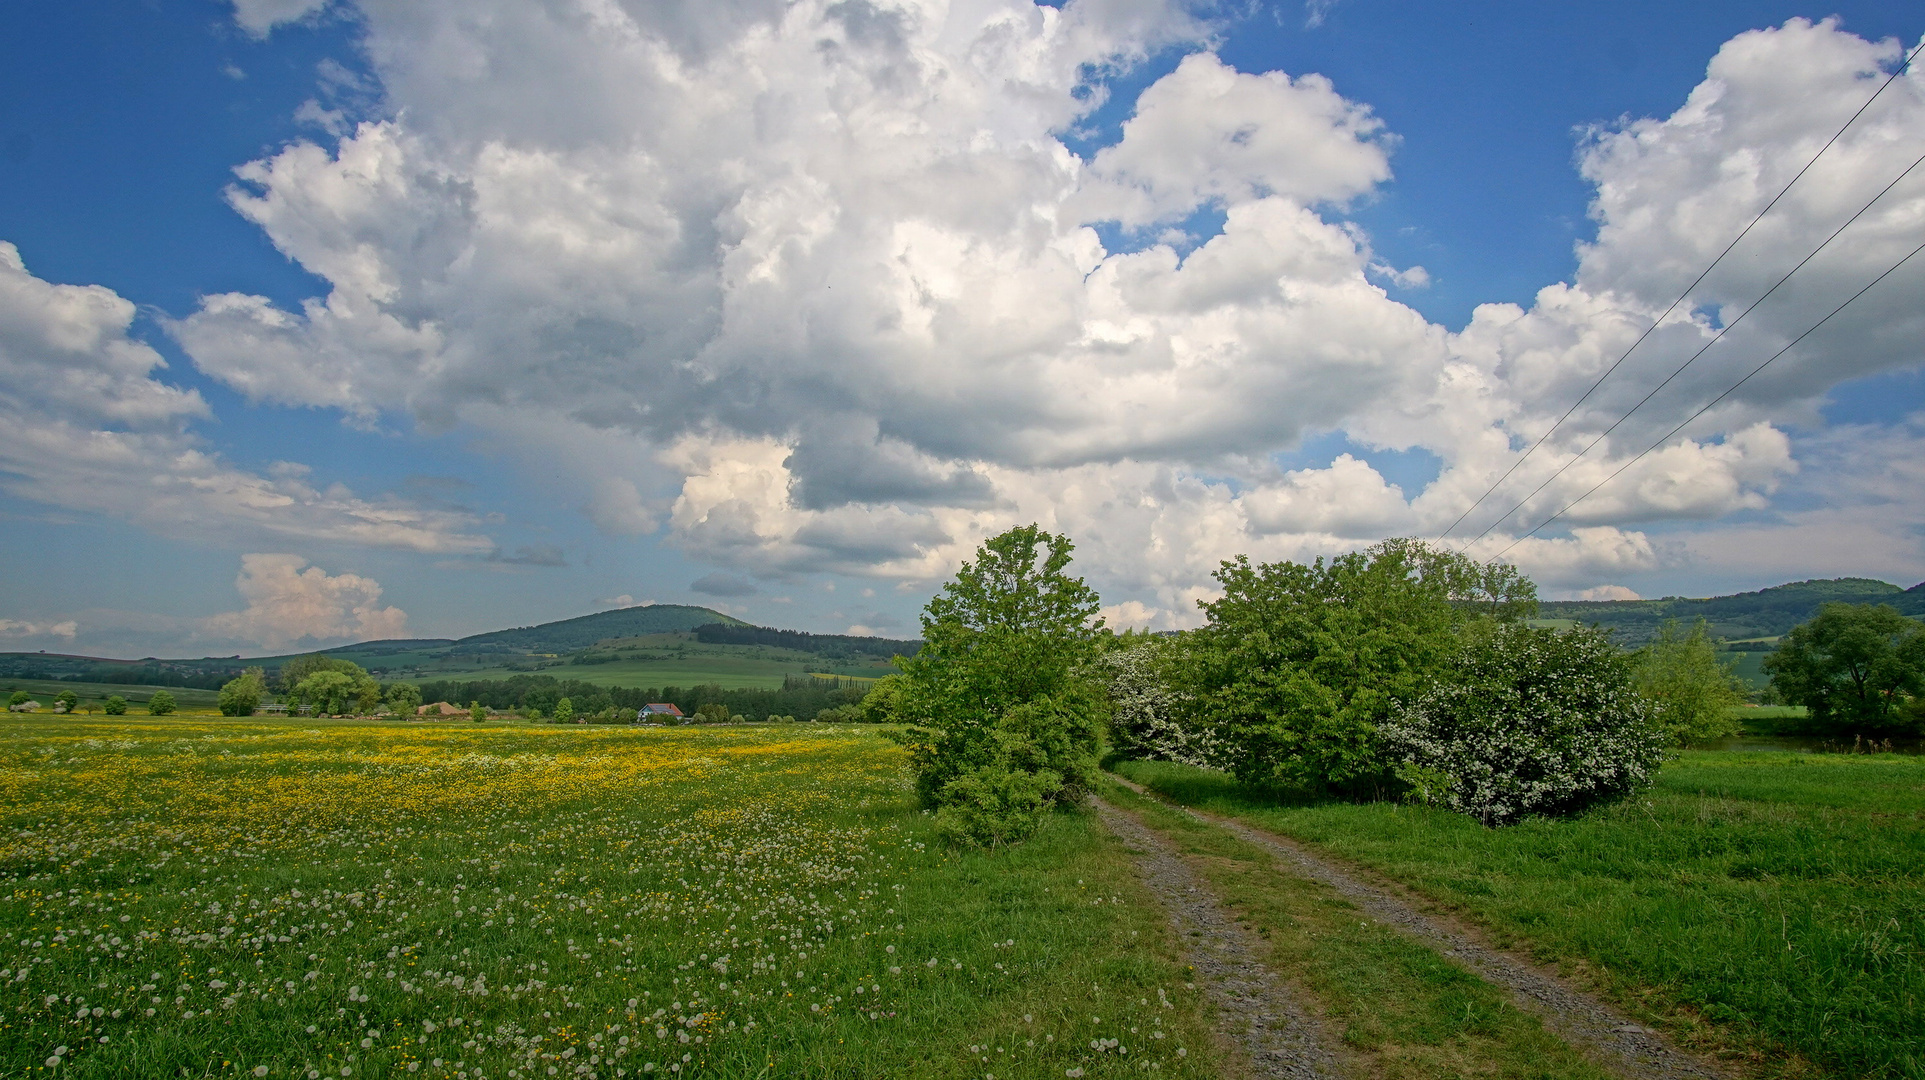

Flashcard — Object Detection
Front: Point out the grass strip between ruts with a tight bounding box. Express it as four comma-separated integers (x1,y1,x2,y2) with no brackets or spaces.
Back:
1099,777,1618,1080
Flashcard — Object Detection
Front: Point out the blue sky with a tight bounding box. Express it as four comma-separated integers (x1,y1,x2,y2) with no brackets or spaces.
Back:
1,0,1921,657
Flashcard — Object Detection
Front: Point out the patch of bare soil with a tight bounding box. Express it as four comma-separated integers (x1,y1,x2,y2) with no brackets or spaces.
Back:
1108,775,1729,1080
1093,797,1346,1080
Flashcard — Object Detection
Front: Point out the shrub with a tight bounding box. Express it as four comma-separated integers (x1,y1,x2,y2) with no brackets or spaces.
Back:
54,689,79,714
7,691,28,709
103,695,128,716
813,704,861,723
147,690,177,716
860,674,909,724
695,702,731,723
1186,539,1532,796
933,764,1060,847
470,701,487,722
1633,619,1744,744
893,525,1106,844
1382,623,1667,826
1095,635,1220,768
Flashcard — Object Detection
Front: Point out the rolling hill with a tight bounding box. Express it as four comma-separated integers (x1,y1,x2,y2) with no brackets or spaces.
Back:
0,603,913,693
1538,577,1925,646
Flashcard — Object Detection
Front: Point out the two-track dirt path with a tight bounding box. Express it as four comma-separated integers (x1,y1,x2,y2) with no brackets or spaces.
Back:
1094,797,1345,1079
1099,776,1730,1080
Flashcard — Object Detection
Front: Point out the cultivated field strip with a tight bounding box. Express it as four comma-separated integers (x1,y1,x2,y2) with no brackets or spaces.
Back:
1107,774,1727,1080
1092,798,1343,1080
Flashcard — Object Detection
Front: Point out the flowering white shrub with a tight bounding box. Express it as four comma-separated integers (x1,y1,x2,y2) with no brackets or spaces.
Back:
1093,638,1224,769
1382,623,1668,826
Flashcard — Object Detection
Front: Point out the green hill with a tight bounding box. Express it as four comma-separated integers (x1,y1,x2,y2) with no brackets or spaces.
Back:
1539,577,1925,646
453,604,745,654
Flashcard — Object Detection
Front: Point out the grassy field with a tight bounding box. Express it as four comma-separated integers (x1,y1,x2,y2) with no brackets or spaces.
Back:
408,639,898,691
1114,753,1925,1079
0,718,1220,1079
0,676,219,711
434,658,816,690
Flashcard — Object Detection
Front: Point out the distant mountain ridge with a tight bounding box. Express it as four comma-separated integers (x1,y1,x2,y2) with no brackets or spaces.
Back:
1539,577,1925,646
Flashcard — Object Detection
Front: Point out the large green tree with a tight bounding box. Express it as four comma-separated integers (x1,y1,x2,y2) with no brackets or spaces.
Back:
894,525,1106,843
217,668,265,717
1185,539,1533,795
1765,603,1925,735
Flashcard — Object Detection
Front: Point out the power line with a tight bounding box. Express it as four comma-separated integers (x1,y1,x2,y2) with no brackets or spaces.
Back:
1464,146,1925,545
1491,236,1925,561
1438,36,1925,542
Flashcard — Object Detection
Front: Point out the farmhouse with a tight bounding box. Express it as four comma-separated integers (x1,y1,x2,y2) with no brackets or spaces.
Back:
638,703,683,723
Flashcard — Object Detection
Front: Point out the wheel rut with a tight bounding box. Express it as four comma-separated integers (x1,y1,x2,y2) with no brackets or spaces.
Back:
1093,796,1345,1080
1106,773,1729,1080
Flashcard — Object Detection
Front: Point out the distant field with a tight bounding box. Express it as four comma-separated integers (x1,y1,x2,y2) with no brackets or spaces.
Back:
436,657,820,689
422,646,897,690
1,718,1221,1078
0,675,218,710
1115,750,1925,1079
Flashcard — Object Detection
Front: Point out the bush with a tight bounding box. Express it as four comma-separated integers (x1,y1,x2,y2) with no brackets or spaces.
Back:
695,702,731,723
1186,539,1531,796
1634,619,1744,744
54,689,79,714
813,704,861,723
147,690,177,716
892,525,1106,845
1382,623,1667,826
1095,635,1220,768
103,695,128,716
932,765,1060,847
553,698,574,724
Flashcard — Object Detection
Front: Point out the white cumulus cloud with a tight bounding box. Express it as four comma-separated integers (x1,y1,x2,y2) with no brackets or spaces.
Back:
167,5,1925,624
0,242,492,555
201,553,408,650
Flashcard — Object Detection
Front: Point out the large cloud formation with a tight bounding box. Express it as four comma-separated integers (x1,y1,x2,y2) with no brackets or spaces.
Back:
175,4,1924,623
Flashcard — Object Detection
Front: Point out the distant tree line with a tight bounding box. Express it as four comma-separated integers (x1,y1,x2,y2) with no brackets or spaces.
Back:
692,623,921,659
0,662,235,691
413,673,869,721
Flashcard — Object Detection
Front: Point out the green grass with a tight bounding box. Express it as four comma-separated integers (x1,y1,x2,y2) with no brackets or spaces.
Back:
1101,778,1615,1080
0,718,1220,1078
1114,753,1925,1079
0,676,218,709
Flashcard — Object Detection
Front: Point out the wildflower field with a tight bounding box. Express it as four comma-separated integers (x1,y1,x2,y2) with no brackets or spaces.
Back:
1,719,1218,1079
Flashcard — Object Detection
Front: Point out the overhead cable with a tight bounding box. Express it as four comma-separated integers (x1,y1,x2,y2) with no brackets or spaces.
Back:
1491,236,1925,560
1438,36,1925,542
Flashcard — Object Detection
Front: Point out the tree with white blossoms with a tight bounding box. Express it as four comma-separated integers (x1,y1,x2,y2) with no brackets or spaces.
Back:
1382,621,1668,827
1094,634,1223,769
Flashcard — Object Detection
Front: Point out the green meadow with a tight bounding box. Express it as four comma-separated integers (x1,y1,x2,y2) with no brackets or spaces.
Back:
0,718,1219,1079
1113,751,1925,1079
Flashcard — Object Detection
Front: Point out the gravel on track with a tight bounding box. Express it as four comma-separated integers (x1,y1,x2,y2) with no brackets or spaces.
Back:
1093,796,1346,1080
1107,774,1730,1080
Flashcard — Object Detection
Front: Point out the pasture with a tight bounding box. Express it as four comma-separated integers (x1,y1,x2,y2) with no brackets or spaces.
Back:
0,719,1217,1079
1,678,220,713
1114,752,1925,1078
